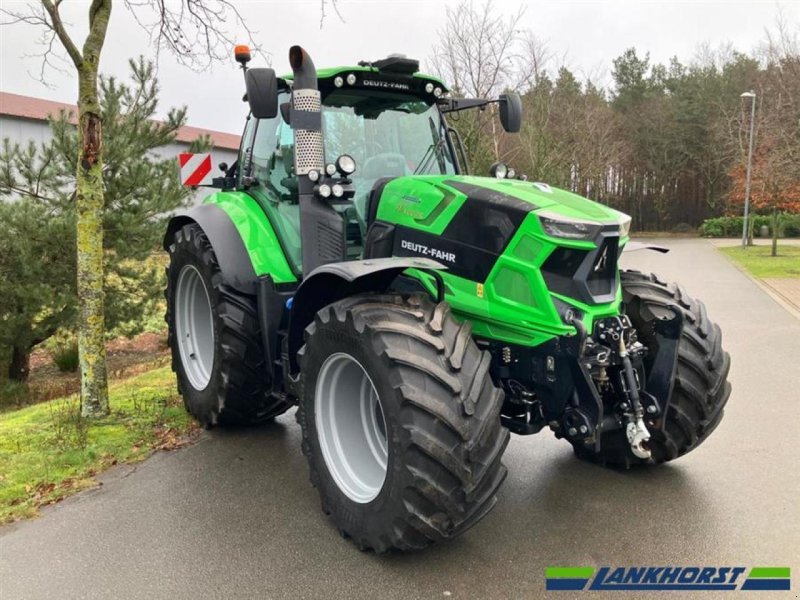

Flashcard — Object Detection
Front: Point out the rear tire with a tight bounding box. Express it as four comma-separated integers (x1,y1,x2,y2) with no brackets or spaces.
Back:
165,223,291,427
572,271,731,468
297,293,509,552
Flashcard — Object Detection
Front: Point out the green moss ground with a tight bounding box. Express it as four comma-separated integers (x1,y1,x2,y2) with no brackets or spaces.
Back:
0,367,196,523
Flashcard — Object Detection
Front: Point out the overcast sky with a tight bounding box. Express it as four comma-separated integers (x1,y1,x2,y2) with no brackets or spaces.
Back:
1,0,796,135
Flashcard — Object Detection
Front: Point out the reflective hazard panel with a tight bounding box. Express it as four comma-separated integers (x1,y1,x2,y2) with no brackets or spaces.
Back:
178,153,213,186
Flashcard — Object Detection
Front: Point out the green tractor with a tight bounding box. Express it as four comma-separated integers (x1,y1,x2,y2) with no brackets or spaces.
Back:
164,45,731,552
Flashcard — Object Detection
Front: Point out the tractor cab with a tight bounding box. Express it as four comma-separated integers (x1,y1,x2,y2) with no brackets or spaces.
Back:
233,47,519,274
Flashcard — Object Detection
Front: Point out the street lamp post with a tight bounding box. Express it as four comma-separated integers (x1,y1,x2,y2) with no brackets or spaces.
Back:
741,91,756,249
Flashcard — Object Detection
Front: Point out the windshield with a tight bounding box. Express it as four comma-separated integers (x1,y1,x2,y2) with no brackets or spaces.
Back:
322,90,456,181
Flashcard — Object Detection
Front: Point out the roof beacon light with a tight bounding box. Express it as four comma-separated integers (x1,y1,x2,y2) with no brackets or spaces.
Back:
234,45,251,66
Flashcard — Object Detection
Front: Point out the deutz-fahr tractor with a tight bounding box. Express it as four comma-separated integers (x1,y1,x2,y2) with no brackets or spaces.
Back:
164,45,731,553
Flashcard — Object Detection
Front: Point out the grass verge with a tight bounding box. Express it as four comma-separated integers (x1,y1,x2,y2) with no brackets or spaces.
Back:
0,366,197,524
719,245,800,279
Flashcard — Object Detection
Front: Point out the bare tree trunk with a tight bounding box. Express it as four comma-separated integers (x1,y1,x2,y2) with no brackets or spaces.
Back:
76,77,109,416
76,0,111,417
37,0,111,416
771,208,778,257
8,345,31,382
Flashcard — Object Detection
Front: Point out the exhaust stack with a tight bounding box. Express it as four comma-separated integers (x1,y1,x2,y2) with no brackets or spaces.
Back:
289,45,346,274
289,45,324,182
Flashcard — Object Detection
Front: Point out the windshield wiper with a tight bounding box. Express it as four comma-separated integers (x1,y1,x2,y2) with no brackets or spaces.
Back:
413,117,446,175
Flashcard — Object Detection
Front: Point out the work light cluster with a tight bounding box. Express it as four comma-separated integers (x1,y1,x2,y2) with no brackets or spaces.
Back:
308,154,357,200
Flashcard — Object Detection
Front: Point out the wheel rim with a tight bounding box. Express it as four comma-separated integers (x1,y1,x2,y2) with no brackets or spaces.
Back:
175,264,215,390
315,352,388,504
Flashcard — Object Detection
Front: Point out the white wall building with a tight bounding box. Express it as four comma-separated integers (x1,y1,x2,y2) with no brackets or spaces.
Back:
0,92,240,204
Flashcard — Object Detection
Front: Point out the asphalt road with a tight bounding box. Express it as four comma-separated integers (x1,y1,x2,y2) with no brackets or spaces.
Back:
2,239,799,600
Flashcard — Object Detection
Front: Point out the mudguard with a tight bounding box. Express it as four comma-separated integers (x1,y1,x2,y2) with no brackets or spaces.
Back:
164,193,298,295
164,204,258,294
286,257,446,372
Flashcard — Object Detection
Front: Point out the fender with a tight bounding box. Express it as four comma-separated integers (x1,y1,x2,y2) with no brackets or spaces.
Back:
163,193,298,295
164,204,258,294
286,257,446,373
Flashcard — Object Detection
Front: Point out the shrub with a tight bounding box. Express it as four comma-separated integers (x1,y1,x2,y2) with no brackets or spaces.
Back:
783,214,800,237
47,398,89,450
52,343,80,373
0,380,28,411
700,214,800,238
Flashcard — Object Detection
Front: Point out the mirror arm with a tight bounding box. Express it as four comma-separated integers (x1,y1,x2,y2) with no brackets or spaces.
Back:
440,98,495,113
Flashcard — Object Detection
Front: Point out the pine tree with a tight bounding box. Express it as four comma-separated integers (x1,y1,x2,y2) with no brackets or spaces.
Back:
0,59,206,383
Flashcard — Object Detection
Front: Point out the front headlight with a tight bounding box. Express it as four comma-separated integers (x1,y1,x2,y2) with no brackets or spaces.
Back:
618,214,632,237
538,212,603,240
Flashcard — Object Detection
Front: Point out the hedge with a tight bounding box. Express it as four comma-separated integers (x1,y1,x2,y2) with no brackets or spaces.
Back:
700,214,800,238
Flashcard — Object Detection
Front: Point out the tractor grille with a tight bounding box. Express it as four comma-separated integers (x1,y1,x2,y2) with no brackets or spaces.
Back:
586,236,619,297
541,233,620,304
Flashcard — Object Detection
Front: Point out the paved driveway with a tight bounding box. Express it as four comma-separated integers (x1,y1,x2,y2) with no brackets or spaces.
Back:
2,239,799,599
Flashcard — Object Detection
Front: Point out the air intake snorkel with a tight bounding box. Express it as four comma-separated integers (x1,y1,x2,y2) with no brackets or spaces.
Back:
289,45,346,274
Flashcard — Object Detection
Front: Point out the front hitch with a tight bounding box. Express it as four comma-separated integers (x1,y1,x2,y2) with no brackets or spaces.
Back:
617,331,651,459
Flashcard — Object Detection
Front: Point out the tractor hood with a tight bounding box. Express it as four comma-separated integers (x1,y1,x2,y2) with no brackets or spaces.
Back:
371,174,627,229
437,175,625,224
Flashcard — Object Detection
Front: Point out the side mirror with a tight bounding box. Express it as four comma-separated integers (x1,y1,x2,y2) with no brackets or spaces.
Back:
245,68,278,119
499,93,522,133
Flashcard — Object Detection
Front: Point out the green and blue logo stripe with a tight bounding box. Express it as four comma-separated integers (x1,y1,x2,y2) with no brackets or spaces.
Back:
545,567,594,591
741,567,791,591
545,565,791,592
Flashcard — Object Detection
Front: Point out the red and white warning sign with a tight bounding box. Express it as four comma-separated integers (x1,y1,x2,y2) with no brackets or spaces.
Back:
178,153,213,186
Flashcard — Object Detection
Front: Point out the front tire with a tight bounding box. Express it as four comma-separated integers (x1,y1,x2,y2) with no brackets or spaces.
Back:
572,271,731,467
165,223,291,427
297,294,509,552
